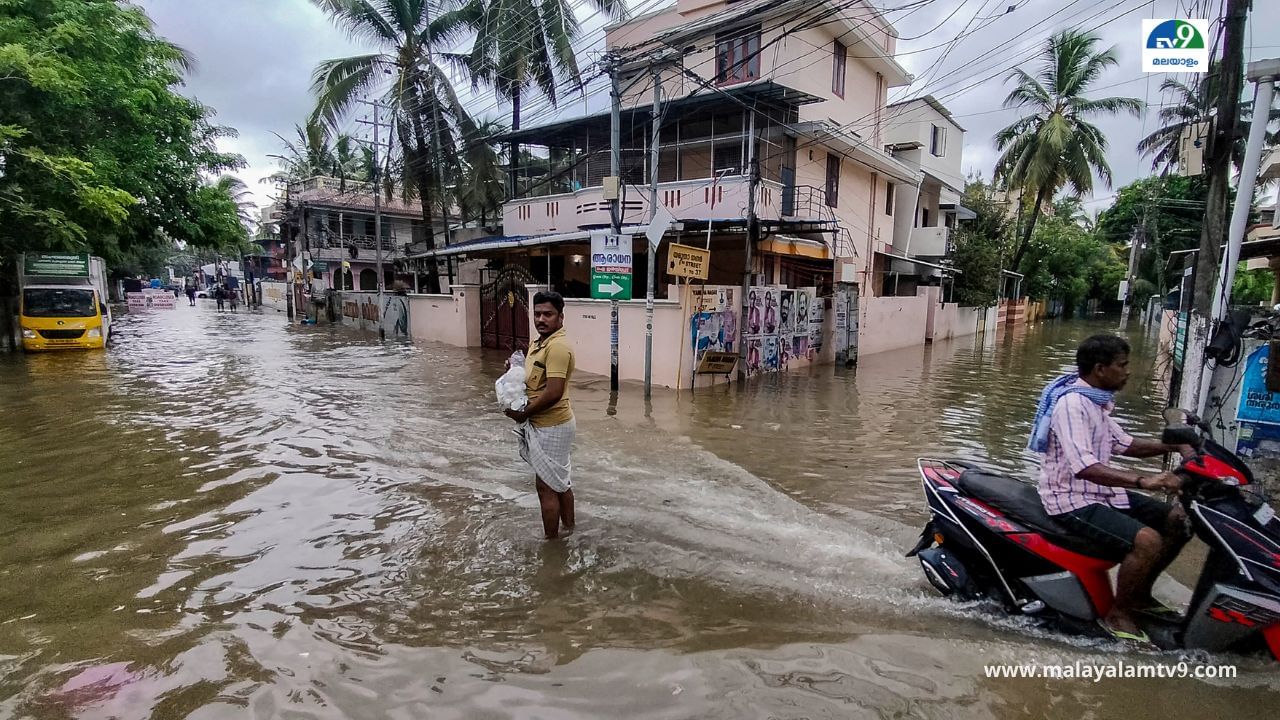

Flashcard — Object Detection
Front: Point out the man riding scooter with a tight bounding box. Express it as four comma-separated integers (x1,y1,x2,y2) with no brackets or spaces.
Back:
1030,334,1195,642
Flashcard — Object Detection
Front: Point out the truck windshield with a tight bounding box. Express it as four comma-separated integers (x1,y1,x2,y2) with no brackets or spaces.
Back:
22,288,97,318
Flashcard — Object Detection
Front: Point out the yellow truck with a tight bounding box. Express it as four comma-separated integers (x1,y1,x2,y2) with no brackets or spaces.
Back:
18,253,112,351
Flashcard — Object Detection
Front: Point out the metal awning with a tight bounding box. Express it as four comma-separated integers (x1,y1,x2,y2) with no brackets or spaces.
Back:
760,235,831,260
496,81,822,146
409,224,658,259
796,122,921,184
940,202,978,220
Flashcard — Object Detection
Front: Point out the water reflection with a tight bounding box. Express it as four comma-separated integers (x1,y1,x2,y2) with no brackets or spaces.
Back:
0,308,1275,718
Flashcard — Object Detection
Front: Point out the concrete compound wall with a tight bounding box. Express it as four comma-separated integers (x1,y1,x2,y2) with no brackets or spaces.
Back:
407,284,481,348
922,286,982,341
858,292,930,356
527,285,692,389
337,291,381,333
260,281,289,313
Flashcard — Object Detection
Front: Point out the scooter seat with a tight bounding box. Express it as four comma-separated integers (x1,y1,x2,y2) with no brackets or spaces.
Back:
954,469,1124,562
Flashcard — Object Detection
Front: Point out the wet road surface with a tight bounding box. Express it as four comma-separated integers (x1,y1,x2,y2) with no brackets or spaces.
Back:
1,304,1277,718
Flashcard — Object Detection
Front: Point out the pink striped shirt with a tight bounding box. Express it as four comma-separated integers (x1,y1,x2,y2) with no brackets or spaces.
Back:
1038,380,1134,515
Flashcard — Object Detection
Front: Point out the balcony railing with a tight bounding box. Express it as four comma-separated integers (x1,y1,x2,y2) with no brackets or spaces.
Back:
315,233,398,251
904,225,951,257
502,176,792,235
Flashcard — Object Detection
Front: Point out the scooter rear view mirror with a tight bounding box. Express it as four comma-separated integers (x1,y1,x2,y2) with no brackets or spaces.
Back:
1162,424,1200,447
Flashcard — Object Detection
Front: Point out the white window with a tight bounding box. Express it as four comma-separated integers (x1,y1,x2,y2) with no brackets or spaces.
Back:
930,124,946,157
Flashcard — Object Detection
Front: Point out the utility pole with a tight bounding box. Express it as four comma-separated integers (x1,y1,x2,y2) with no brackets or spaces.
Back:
358,100,389,334
608,57,622,393
283,181,296,320
1182,0,1250,412
644,66,662,399
426,0,453,288
739,108,758,383
1120,223,1144,329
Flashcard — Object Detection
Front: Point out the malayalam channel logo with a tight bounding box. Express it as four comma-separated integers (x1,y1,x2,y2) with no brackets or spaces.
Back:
1143,19,1209,72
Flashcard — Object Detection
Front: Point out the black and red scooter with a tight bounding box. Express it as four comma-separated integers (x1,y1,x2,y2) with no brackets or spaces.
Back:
909,411,1280,659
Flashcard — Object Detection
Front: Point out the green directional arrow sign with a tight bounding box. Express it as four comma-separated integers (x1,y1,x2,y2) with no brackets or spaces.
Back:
591,271,632,300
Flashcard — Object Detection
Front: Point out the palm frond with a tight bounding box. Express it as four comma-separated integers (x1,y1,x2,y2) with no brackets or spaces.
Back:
309,53,393,130
310,0,401,44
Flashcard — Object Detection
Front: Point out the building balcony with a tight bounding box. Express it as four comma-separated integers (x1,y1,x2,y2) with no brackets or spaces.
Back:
499,177,829,236
903,225,951,258
311,234,404,262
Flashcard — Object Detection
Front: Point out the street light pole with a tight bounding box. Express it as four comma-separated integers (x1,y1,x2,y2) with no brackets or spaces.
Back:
609,59,622,394
644,66,662,399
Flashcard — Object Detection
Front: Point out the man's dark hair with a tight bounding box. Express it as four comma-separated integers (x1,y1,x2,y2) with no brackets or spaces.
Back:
1076,334,1131,376
532,290,564,313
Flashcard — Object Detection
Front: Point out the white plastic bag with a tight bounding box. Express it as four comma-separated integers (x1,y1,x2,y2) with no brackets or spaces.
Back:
496,350,528,411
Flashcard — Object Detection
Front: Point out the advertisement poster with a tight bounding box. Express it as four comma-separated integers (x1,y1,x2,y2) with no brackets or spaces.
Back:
746,338,763,376
795,290,810,337
779,290,795,336
809,293,824,355
763,289,779,335
763,336,780,371
1236,344,1280,426
747,288,764,335
691,309,737,356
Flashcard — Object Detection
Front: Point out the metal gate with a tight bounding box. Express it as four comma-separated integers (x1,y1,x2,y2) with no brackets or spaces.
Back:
479,266,532,352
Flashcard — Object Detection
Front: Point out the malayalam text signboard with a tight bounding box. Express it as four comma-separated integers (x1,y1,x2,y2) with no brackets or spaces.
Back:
668,243,709,280
24,253,89,277
590,233,633,300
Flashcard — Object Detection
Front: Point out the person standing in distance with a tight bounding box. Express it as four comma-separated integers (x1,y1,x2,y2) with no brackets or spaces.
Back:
505,291,576,539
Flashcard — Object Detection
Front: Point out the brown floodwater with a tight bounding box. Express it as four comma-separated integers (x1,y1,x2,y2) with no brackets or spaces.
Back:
1,305,1277,719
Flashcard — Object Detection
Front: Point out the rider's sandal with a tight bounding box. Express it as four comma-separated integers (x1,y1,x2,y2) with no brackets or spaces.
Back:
1136,600,1182,619
1097,619,1155,646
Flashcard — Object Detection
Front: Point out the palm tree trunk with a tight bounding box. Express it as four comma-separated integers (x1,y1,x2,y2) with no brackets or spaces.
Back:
402,111,441,294
1010,184,1053,270
508,87,521,196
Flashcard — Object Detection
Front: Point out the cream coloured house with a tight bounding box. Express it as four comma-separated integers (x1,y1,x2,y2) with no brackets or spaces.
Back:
413,0,985,382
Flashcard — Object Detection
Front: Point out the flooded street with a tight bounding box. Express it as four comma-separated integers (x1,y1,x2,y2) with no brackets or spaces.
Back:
2,306,1278,719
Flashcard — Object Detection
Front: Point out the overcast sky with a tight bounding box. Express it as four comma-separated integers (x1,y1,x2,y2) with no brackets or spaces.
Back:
135,0,1280,215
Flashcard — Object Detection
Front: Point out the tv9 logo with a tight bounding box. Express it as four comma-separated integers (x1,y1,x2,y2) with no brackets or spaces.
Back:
1143,19,1209,73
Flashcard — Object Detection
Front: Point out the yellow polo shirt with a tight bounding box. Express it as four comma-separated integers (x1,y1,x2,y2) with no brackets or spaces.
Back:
525,328,574,428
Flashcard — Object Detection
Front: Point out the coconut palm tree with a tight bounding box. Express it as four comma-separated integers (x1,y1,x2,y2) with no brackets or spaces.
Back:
265,123,334,184
467,0,626,130
213,175,256,231
308,0,478,275
465,0,626,185
329,133,369,192
993,29,1143,270
1137,62,1280,174
457,119,507,227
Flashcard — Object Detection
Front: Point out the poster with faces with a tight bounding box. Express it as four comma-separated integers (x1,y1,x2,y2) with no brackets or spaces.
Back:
779,290,795,336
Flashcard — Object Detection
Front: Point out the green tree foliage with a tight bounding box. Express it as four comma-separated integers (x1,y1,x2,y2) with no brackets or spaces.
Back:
950,179,1011,307
309,0,479,262
0,0,247,269
457,119,507,227
1093,175,1207,291
1019,200,1126,316
993,29,1143,270
465,0,626,132
1232,264,1275,306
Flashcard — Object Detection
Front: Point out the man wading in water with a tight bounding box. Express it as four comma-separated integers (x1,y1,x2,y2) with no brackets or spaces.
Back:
505,291,576,539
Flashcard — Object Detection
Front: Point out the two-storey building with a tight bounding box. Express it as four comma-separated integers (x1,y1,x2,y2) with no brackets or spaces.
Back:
287,176,427,293
413,0,981,383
